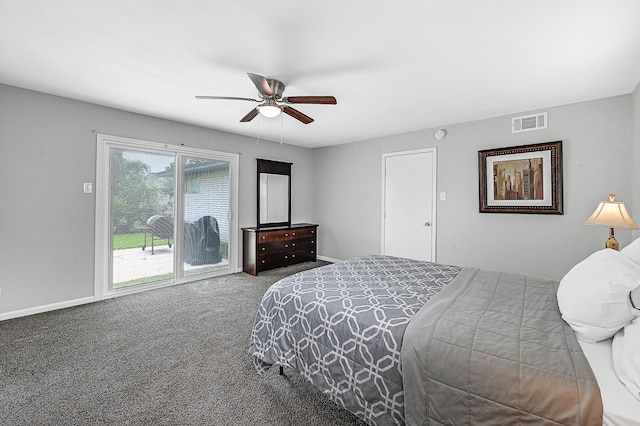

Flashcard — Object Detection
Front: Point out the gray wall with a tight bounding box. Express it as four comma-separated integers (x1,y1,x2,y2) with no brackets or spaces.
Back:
1,81,639,317
632,80,640,240
0,84,314,315
312,94,636,281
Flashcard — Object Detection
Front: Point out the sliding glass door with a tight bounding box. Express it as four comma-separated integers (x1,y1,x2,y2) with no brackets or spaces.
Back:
111,150,176,288
182,156,230,277
95,135,238,298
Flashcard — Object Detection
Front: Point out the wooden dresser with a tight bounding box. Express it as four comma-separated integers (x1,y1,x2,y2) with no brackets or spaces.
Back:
242,223,318,275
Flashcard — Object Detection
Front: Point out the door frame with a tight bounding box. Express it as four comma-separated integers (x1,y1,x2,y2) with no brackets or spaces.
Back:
380,147,438,261
94,133,239,301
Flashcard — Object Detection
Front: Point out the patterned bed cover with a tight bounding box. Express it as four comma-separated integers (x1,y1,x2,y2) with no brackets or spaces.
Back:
249,256,603,425
249,255,461,425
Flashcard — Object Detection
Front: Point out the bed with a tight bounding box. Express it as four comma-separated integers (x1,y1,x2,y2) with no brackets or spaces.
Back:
249,254,640,425
578,339,639,426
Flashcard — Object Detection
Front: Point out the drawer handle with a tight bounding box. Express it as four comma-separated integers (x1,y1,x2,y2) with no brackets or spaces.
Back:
261,247,266,251
292,243,296,247
284,244,289,248
285,256,288,259
311,241,314,244
292,232,296,236
284,233,289,237
261,236,266,239
292,254,296,258
311,230,314,234
261,260,266,264
311,251,315,254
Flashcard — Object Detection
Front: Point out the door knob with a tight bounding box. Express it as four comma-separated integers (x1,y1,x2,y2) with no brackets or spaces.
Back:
425,222,431,226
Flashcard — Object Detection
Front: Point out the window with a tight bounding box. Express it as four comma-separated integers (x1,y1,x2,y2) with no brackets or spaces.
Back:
186,178,201,194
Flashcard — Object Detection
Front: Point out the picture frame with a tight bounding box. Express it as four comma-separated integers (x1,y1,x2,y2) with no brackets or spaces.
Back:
478,141,563,214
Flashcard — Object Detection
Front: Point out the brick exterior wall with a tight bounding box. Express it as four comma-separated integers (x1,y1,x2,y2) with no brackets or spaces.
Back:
184,164,230,244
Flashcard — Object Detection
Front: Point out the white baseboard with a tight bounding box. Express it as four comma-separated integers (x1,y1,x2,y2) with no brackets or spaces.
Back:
0,296,96,322
1,260,329,322
318,255,341,263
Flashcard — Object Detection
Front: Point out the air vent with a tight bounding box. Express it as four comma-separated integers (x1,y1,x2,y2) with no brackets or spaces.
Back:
511,112,547,133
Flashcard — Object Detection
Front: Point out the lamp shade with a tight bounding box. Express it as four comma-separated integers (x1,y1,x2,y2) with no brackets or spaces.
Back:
583,194,639,229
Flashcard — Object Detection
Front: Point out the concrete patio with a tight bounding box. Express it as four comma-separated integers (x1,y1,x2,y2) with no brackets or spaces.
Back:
112,245,228,285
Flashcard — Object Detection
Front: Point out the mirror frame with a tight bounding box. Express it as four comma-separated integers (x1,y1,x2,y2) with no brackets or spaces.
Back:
257,158,292,229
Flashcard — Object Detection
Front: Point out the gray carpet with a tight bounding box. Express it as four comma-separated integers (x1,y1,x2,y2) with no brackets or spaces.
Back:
0,262,368,425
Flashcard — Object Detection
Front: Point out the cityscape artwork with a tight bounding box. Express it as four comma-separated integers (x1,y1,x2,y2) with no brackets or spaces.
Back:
478,141,563,214
493,157,543,201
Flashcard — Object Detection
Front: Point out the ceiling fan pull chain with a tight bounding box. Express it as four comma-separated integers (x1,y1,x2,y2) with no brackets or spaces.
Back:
256,117,260,144
280,114,284,144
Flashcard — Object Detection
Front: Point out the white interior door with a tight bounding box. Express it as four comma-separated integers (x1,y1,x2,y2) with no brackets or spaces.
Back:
382,148,436,261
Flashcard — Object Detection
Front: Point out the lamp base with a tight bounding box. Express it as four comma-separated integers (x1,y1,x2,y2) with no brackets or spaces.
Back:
605,228,619,250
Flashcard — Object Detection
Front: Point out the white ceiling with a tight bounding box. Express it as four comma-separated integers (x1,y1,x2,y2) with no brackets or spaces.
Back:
1,1,639,148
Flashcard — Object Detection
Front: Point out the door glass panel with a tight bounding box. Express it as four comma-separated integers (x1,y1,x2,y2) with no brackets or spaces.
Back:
183,157,230,277
111,150,175,288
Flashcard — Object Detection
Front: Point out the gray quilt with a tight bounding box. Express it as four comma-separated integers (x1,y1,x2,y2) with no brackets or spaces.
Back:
249,255,462,425
402,267,603,425
250,257,603,425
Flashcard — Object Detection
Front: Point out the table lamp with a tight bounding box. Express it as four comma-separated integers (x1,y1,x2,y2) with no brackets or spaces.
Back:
583,194,638,250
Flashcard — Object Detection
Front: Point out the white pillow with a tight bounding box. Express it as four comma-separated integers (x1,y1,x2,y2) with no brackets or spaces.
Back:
621,238,640,264
612,317,640,400
557,249,640,342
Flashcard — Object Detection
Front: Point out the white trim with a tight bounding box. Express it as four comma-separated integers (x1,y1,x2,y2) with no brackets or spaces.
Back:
174,155,185,279
94,135,108,301
0,297,95,322
95,133,240,301
380,147,438,262
100,278,179,300
317,255,341,263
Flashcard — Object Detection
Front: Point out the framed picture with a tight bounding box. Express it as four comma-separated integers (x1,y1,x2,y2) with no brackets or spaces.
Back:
478,141,563,214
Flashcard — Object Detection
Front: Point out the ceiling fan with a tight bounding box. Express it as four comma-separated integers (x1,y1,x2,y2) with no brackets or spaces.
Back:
196,73,337,124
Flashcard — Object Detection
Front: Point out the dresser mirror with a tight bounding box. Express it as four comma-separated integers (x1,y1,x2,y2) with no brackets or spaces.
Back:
257,158,291,229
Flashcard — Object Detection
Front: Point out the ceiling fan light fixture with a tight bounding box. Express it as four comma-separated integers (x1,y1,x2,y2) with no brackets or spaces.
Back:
196,73,335,124
257,103,282,118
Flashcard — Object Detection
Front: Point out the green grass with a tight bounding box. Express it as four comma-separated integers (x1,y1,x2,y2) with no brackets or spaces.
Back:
113,233,147,250
113,273,173,289
113,233,228,260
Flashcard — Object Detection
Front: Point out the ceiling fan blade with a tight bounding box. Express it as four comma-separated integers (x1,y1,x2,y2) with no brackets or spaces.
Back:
283,96,337,105
247,73,273,97
240,108,260,122
196,95,259,102
282,106,314,124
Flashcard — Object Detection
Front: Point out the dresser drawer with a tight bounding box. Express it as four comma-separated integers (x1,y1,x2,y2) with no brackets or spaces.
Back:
289,237,315,250
289,227,316,239
257,252,298,268
258,248,316,266
258,229,294,243
258,237,316,258
258,240,297,254
291,247,316,262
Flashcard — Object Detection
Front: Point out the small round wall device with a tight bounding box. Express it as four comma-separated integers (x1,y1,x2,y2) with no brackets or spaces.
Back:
434,129,447,140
